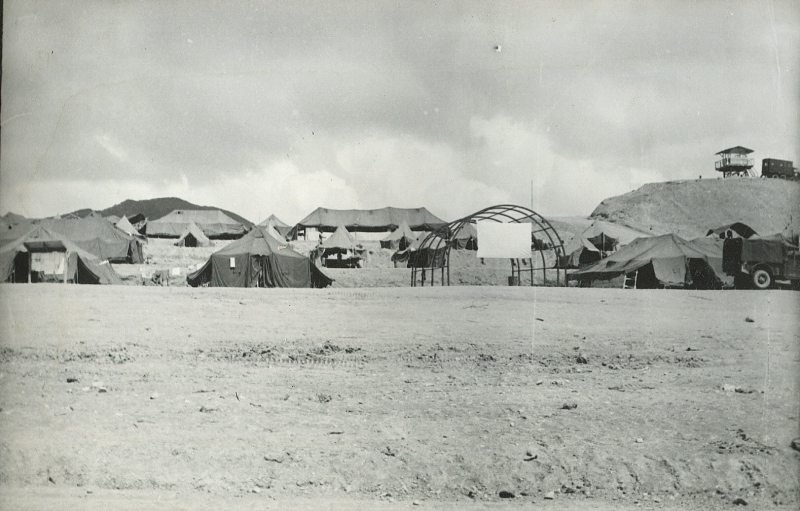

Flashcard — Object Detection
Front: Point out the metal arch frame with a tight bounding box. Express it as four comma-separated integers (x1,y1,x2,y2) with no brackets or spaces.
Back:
410,204,567,287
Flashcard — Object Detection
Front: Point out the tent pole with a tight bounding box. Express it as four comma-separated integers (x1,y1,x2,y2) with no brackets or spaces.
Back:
63,252,68,284
530,257,534,286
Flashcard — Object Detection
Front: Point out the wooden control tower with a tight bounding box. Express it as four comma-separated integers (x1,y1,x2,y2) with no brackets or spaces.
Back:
715,146,755,177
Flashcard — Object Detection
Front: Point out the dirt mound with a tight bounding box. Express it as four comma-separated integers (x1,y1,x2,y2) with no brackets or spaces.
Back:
591,178,800,239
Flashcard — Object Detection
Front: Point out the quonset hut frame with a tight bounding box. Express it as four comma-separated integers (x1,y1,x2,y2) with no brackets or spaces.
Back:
410,204,566,287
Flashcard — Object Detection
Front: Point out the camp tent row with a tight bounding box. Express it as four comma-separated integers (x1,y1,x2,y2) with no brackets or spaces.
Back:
187,226,332,288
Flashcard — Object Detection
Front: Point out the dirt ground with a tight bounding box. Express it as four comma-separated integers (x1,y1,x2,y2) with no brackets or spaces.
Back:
0,284,798,510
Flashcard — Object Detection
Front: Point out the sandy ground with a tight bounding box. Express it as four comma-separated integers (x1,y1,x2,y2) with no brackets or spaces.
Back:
0,284,798,510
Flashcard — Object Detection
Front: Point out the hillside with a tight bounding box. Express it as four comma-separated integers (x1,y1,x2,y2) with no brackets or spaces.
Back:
69,197,253,227
591,178,800,239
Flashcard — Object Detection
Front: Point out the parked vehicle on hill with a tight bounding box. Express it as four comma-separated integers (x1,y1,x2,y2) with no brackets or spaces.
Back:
761,158,798,179
723,237,800,289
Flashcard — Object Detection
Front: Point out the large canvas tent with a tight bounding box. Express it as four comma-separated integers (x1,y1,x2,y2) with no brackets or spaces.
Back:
175,221,213,247
37,216,144,263
187,226,332,288
380,221,417,250
0,226,123,285
574,233,722,289
147,210,248,239
290,207,446,238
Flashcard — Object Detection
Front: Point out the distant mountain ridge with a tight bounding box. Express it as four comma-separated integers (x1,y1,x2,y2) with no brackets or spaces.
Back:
68,197,253,227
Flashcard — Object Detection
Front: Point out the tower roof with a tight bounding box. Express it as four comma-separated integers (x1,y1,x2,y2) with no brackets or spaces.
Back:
715,146,753,155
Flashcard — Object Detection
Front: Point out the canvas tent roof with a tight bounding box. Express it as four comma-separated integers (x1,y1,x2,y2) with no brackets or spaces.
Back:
258,215,291,239
35,216,144,263
259,214,289,228
187,226,332,288
0,226,123,285
175,221,213,247
147,209,248,238
574,233,722,288
706,222,757,239
581,220,651,249
320,225,359,250
450,223,478,250
380,221,417,249
115,216,146,239
561,221,652,268
292,207,446,234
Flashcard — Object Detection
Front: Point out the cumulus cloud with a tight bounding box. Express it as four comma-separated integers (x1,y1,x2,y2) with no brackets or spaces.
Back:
1,0,798,221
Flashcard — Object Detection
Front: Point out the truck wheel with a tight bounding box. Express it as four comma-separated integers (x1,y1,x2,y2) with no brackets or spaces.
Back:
752,269,772,290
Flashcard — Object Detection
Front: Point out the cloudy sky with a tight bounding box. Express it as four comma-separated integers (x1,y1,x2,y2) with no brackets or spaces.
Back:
2,0,798,224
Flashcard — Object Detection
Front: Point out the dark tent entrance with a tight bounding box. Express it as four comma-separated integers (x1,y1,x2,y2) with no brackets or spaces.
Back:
183,233,200,247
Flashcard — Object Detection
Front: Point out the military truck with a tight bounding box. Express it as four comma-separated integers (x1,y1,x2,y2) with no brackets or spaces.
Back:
723,236,800,289
761,158,798,179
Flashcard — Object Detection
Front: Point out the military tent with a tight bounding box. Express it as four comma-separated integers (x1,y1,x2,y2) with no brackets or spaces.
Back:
258,215,292,238
450,223,478,250
37,216,144,263
289,207,446,238
175,221,213,247
0,226,123,285
147,209,248,239
392,233,447,268
706,222,757,240
561,220,652,269
380,221,417,250
574,233,722,289
186,226,332,288
315,225,363,268
115,216,147,240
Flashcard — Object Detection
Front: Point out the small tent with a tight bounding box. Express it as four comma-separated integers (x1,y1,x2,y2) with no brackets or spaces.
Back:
317,225,362,268
450,223,478,250
175,221,213,247
574,233,722,289
380,221,417,250
392,233,447,268
187,226,332,288
258,215,292,239
0,226,123,285
115,216,146,240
